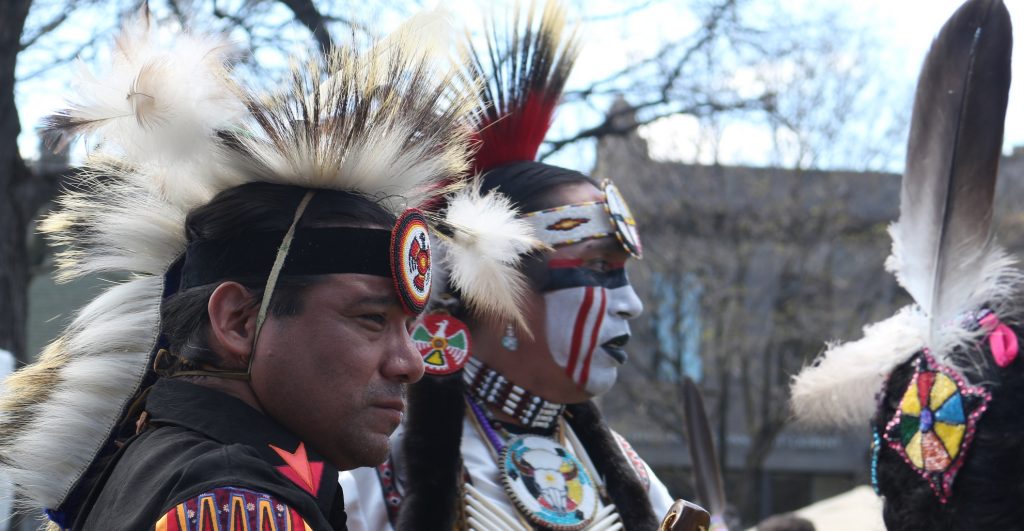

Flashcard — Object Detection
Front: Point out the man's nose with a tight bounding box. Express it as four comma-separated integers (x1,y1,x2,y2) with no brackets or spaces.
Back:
608,284,643,320
383,330,425,384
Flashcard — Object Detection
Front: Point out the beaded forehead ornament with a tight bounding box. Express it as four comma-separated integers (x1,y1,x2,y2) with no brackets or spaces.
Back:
518,180,643,258
882,351,991,503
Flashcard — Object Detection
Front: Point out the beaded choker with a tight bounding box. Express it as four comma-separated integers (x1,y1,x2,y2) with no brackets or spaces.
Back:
463,358,565,429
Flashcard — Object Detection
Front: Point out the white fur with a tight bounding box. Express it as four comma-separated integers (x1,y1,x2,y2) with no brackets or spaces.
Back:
790,307,927,428
441,184,543,329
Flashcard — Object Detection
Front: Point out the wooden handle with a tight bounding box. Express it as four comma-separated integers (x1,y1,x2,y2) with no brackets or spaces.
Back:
658,499,712,531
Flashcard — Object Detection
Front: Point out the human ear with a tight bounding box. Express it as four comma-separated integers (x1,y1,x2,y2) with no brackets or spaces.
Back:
206,281,258,367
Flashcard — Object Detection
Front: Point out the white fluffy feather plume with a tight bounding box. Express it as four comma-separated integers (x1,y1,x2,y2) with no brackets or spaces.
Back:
791,308,927,427
44,7,244,210
440,183,543,330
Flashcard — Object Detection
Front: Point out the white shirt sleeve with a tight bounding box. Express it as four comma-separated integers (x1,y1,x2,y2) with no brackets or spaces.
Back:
644,460,676,519
609,429,676,519
338,467,395,531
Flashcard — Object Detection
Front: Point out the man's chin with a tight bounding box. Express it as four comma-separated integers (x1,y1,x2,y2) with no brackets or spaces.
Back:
582,369,618,397
331,432,391,471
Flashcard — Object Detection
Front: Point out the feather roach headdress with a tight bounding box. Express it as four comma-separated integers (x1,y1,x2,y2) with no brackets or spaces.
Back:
0,7,530,520
791,0,1013,504
459,0,642,266
419,0,587,331
463,0,581,173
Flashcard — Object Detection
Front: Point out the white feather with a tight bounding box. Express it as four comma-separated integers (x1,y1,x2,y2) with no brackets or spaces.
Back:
887,223,1024,362
790,307,927,428
441,184,543,330
1,277,160,508
52,13,244,178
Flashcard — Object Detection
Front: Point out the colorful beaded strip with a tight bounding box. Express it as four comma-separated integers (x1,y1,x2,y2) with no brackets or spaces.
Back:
468,396,507,454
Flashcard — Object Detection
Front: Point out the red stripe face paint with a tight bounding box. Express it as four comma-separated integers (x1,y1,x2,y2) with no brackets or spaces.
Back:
566,287,595,377
578,289,607,389
545,283,640,396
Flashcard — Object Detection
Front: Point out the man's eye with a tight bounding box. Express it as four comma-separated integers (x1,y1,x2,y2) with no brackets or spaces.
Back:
586,259,611,273
362,314,386,326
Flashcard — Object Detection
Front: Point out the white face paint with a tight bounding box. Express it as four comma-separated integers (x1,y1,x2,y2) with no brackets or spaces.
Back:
543,283,643,396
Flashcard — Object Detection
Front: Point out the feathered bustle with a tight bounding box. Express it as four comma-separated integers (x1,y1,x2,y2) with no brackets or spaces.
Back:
439,182,544,330
463,0,581,172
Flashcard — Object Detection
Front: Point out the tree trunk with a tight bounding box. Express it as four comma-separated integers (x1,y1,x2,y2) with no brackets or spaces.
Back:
0,0,33,366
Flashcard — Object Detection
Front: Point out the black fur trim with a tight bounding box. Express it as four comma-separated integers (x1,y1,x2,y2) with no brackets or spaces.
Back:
395,374,467,530
565,401,660,531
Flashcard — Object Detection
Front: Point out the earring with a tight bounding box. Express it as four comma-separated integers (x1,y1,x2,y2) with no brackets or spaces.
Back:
501,324,519,351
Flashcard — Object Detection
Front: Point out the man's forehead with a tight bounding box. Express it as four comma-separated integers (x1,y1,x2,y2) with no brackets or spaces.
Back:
320,273,400,306
545,180,602,205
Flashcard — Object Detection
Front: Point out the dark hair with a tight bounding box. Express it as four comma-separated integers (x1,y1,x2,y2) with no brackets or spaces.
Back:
160,182,396,368
441,161,598,321
480,160,598,213
872,321,1024,530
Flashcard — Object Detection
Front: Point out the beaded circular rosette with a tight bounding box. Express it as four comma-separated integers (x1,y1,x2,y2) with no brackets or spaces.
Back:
411,313,470,375
602,180,642,258
882,351,991,503
500,435,597,531
389,209,431,314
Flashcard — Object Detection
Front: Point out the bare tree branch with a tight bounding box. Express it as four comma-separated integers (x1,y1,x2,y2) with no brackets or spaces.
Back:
18,8,71,51
16,32,103,82
275,0,334,53
540,95,767,159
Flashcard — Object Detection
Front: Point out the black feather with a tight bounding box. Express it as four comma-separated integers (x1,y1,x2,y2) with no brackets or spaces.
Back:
894,0,1013,340
682,377,727,518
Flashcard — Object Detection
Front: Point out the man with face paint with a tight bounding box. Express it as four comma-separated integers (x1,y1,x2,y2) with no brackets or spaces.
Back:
339,2,678,530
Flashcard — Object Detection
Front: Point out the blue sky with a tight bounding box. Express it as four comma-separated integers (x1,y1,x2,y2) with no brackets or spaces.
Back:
14,0,1023,174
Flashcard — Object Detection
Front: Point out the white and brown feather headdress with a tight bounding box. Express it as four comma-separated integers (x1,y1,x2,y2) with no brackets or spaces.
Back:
1,7,532,517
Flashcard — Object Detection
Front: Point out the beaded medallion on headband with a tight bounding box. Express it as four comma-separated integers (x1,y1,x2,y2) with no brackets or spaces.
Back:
519,180,643,258
390,209,432,315
602,181,642,258
882,351,991,503
411,313,470,375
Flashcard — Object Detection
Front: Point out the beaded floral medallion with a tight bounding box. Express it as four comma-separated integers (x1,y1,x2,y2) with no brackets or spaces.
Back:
882,351,991,503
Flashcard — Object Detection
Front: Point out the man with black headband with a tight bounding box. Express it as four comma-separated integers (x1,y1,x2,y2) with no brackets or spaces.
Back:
0,10,535,530
341,3,680,530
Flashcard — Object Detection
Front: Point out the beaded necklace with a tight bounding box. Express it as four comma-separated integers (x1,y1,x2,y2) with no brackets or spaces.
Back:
464,358,564,429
